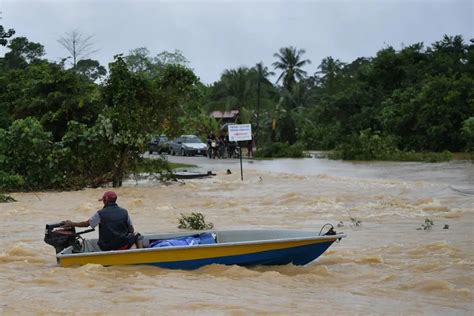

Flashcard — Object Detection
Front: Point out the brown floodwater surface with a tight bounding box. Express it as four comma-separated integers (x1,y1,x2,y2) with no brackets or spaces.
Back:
0,157,473,315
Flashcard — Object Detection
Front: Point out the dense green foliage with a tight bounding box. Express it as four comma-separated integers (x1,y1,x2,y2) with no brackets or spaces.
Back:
0,24,200,191
0,19,472,192
462,117,474,152
0,171,24,192
328,129,452,162
302,37,474,155
205,37,473,156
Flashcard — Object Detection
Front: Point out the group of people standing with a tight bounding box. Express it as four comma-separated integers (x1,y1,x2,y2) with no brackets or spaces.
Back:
207,132,236,159
206,132,255,159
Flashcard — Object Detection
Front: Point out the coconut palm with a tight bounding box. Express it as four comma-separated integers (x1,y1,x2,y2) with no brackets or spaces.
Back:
254,62,274,146
315,56,345,92
272,46,311,90
205,66,256,127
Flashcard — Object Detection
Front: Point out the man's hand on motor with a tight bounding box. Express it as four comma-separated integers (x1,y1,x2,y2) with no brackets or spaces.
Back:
62,220,74,228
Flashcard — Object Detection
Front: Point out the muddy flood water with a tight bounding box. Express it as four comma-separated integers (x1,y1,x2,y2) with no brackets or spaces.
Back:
1,156,473,315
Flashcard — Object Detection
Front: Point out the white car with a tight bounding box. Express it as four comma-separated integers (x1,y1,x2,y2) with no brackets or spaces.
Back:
169,135,208,156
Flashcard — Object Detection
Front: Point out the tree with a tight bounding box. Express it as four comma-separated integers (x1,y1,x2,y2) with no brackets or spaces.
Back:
208,67,255,114
0,61,101,140
57,30,97,69
125,47,190,79
315,57,345,93
101,55,199,186
152,63,200,135
272,46,311,90
428,35,467,75
125,47,153,73
100,55,152,186
0,24,15,46
3,37,45,68
154,49,189,67
76,58,106,81
254,62,274,146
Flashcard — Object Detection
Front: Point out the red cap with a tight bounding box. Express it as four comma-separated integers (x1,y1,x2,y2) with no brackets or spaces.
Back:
99,191,117,202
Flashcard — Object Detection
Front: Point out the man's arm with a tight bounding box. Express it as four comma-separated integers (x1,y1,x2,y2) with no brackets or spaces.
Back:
63,219,90,228
127,214,134,233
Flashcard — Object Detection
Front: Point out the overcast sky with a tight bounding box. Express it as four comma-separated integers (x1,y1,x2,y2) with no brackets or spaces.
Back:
1,0,473,84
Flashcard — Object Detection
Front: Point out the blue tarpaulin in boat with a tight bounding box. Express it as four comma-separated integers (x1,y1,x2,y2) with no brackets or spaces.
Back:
150,233,216,248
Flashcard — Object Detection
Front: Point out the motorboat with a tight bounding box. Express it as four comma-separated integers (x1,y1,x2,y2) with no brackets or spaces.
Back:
44,223,345,269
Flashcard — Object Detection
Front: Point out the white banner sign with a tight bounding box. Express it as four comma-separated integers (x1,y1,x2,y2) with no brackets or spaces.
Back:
228,124,252,142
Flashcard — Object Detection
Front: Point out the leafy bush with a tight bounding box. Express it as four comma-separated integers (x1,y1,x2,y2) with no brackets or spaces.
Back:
300,122,343,150
254,142,306,158
329,129,398,160
0,118,66,189
462,117,474,152
0,171,24,191
60,120,117,188
178,212,214,230
329,129,452,162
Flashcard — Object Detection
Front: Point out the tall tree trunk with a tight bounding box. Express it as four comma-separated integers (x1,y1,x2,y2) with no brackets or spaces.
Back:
112,146,127,187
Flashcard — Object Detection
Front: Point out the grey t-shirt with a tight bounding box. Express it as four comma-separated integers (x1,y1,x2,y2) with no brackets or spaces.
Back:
89,211,133,228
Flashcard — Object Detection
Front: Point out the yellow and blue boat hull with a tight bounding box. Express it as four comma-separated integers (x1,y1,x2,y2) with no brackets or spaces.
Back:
57,234,343,269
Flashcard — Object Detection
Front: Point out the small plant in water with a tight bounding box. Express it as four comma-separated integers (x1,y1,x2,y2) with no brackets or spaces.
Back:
0,193,16,203
178,212,214,230
417,218,434,230
350,217,362,226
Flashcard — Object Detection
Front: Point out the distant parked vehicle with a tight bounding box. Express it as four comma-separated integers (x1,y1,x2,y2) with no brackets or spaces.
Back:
149,135,169,154
169,135,207,156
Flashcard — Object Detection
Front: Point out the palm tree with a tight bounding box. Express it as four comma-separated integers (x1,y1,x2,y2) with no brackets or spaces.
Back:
219,67,254,113
206,67,255,127
272,46,311,90
315,56,345,92
254,62,274,147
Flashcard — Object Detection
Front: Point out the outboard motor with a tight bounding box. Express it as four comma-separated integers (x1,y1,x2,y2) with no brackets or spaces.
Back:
44,222,95,254
44,222,77,254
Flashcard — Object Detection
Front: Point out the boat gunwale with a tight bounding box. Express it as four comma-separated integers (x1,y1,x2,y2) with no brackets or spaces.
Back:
57,232,346,259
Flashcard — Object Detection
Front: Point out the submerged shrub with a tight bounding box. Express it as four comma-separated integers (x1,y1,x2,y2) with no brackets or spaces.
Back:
254,142,306,158
331,129,398,160
178,212,214,230
0,193,16,203
329,129,452,162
